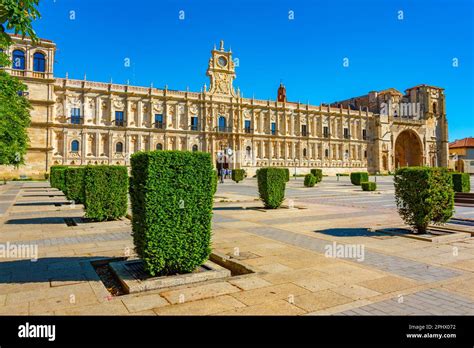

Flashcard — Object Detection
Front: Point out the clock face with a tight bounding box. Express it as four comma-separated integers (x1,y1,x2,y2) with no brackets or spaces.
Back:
218,56,227,67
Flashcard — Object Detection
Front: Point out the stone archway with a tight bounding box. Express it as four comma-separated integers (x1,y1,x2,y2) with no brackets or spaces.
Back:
394,130,423,168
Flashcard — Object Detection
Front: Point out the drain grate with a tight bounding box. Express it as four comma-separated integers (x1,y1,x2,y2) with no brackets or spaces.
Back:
124,260,209,281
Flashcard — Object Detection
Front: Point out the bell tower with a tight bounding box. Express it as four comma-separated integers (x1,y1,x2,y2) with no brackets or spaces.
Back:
206,40,237,97
277,82,286,102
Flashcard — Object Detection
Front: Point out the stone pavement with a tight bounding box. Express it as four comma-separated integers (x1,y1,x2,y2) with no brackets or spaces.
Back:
0,177,473,315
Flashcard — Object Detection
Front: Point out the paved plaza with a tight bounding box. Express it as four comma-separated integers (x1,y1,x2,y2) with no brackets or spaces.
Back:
0,176,473,315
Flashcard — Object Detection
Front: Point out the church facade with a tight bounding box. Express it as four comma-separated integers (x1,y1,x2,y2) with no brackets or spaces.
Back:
0,35,449,179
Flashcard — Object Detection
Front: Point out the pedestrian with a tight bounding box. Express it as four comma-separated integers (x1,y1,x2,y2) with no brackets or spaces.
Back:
220,167,225,183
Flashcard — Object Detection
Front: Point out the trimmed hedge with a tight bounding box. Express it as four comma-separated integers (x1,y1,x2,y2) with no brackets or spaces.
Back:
350,172,369,186
50,165,68,191
310,169,323,183
283,168,290,182
257,167,287,209
452,172,470,193
361,181,376,191
231,169,245,183
304,174,316,187
64,167,85,204
129,150,214,276
84,165,128,221
394,167,454,233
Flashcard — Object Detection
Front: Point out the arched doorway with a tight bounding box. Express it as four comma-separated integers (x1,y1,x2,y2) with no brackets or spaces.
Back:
394,130,423,168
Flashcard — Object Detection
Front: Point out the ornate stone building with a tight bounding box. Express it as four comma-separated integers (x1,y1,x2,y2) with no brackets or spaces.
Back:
0,35,449,179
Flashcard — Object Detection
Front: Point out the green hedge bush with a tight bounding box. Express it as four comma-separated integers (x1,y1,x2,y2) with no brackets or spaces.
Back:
257,167,287,209
310,169,323,183
231,169,245,183
64,167,85,204
129,150,214,276
84,165,128,221
50,165,68,191
452,172,470,193
394,167,454,233
361,181,376,191
304,174,316,187
283,168,290,182
350,172,369,185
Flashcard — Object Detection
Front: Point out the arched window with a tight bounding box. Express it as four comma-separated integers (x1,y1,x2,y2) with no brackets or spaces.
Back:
325,149,329,158
433,102,437,114
12,50,25,70
246,146,251,157
115,142,123,153
33,52,46,72
156,143,163,150
71,140,80,152
192,144,198,152
303,148,307,157
218,116,226,132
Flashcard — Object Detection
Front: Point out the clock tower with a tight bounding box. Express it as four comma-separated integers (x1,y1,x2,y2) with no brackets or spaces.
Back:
206,40,237,97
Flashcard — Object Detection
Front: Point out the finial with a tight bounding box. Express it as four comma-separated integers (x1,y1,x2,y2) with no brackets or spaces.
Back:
110,77,113,84
150,82,153,88
165,84,168,90
220,40,224,51
65,72,69,79
126,79,130,85
229,46,232,53
204,83,207,92
213,43,216,50
84,73,87,81
186,86,189,92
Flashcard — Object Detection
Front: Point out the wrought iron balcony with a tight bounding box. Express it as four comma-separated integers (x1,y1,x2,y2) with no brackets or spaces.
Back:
215,126,233,133
115,120,125,127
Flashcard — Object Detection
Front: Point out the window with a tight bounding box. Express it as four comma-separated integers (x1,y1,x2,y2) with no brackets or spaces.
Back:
323,126,329,138
301,125,307,136
156,143,163,150
303,148,307,157
433,102,437,114
244,120,251,133
271,122,276,135
115,142,123,153
364,150,367,158
190,116,199,131
115,111,124,126
362,129,367,140
344,128,350,139
71,140,80,152
246,146,251,156
12,50,25,70
154,114,163,129
218,116,226,132
192,144,198,152
325,148,329,158
33,52,46,72
70,108,82,124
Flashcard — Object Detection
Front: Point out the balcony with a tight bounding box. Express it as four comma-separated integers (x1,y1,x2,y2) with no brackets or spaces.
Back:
244,127,253,134
343,134,351,140
323,133,330,138
215,126,233,133
69,117,84,125
154,122,164,129
189,124,200,131
115,120,125,127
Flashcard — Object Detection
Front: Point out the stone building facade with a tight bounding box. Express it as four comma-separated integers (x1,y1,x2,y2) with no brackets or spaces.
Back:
0,35,449,179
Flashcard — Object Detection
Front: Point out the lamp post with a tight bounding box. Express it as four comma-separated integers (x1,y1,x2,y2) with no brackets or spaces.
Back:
294,158,298,180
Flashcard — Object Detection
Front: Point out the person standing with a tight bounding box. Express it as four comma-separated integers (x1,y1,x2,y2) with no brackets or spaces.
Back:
220,167,225,183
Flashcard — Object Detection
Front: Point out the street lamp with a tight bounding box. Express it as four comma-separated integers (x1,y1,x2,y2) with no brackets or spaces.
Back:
294,158,298,180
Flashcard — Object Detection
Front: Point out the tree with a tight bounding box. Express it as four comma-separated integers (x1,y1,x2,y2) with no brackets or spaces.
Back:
0,0,40,165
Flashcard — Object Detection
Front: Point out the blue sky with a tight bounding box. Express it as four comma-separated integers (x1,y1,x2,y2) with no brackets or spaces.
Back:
28,0,474,141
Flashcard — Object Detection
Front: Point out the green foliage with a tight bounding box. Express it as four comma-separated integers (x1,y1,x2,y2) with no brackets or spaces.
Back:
0,71,31,165
64,167,85,204
452,172,470,193
50,165,67,191
304,174,316,187
257,167,287,209
394,167,454,233
0,0,40,48
310,169,323,183
361,181,376,191
231,169,245,183
129,150,215,276
350,172,369,185
283,168,290,182
84,165,128,221
212,170,218,195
